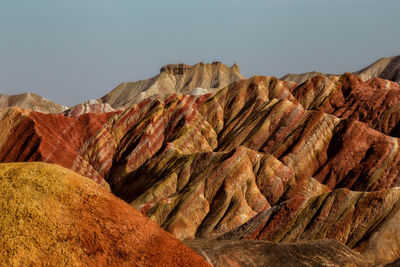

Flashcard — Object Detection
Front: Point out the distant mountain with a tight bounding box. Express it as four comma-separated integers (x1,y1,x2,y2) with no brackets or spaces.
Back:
355,56,400,83
281,71,334,84
100,62,244,109
281,55,400,84
0,93,67,113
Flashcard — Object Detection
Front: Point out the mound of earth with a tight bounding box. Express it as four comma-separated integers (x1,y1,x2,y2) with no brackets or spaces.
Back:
0,162,208,266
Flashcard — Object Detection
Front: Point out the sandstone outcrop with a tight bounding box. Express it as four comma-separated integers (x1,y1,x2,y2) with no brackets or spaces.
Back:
100,62,244,109
0,162,209,266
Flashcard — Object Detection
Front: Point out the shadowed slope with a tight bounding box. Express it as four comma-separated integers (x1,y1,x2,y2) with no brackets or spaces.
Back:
0,162,209,267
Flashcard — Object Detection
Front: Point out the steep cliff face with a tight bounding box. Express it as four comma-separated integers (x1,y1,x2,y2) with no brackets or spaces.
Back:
0,162,209,266
100,62,244,109
2,71,400,264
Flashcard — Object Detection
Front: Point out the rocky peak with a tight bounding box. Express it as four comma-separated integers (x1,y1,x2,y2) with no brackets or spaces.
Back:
160,63,191,75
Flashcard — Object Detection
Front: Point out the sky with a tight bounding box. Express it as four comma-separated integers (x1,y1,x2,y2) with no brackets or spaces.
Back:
1,0,400,106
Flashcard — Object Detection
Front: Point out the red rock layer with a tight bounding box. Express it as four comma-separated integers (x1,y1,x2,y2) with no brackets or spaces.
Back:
291,73,400,136
0,108,119,187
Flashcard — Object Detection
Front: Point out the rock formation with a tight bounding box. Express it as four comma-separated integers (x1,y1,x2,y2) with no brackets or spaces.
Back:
100,62,244,109
281,55,400,84
2,62,400,265
0,162,209,266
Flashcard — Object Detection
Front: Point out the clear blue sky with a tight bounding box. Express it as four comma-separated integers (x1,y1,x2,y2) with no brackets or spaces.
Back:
1,0,399,105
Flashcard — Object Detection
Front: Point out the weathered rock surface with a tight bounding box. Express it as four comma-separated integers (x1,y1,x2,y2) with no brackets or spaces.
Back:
100,62,244,109
0,107,120,188
0,162,209,266
0,93,67,113
186,239,371,267
291,73,400,137
222,187,400,264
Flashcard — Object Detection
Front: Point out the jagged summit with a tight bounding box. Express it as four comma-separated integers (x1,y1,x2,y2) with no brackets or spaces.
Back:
100,61,244,109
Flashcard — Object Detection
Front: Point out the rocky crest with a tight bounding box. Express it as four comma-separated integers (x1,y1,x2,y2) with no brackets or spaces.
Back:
100,62,244,109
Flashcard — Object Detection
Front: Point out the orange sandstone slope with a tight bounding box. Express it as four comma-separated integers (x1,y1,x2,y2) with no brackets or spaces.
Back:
0,162,209,267
100,62,244,109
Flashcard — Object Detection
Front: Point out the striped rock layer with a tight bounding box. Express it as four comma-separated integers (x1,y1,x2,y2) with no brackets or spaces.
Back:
1,74,400,264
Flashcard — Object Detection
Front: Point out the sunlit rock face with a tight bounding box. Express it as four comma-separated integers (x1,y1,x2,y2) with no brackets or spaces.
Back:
100,61,244,109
